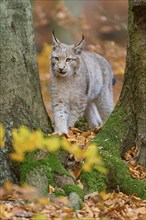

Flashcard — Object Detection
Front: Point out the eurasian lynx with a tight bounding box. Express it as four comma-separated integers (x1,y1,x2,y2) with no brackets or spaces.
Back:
50,32,114,134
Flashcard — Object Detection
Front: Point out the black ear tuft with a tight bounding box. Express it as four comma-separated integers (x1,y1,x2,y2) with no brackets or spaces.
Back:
75,35,84,47
52,30,60,50
73,35,85,54
52,29,60,44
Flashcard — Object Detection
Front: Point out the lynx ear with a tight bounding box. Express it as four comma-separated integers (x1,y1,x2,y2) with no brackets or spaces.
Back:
52,30,60,50
73,35,84,54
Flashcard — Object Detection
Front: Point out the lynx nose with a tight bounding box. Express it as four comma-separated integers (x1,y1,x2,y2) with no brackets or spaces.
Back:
58,67,66,74
59,67,64,72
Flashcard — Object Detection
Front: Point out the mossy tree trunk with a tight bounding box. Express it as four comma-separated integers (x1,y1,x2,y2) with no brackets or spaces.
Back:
114,0,146,166
0,1,83,206
0,0,52,185
109,0,146,164
80,0,146,199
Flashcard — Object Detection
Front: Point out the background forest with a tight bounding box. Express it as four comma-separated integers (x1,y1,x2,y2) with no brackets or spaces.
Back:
33,0,127,115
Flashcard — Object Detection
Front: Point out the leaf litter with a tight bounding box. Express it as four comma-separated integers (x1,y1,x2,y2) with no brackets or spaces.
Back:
0,128,146,220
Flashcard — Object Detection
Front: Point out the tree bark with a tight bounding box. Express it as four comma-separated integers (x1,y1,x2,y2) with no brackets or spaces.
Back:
119,0,146,165
0,1,83,206
80,0,146,199
0,0,52,184
0,0,52,132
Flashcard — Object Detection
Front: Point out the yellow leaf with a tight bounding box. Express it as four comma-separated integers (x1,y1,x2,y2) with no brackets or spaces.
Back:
70,144,83,159
84,144,98,158
15,126,31,140
10,152,24,161
29,130,44,149
38,197,49,205
32,213,47,220
12,127,44,155
61,139,71,152
4,181,13,192
0,124,5,147
99,191,111,200
49,185,55,193
82,163,92,172
94,165,108,174
44,136,60,152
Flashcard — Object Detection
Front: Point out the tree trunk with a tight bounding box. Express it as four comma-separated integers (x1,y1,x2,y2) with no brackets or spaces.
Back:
0,0,52,132
0,1,82,206
80,0,146,199
119,0,146,165
0,0,52,184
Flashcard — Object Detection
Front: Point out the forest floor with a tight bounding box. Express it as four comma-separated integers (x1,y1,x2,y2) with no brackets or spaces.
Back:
0,128,146,220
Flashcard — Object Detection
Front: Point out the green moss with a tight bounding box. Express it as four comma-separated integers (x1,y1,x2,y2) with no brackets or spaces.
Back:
20,150,87,198
75,117,90,131
80,145,146,199
103,152,146,199
20,151,85,198
63,184,84,199
79,105,146,199
80,170,106,194
93,106,128,154
20,150,72,186
55,190,66,197
79,107,127,195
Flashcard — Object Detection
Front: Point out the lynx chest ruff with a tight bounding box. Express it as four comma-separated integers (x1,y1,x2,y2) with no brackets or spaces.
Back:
50,33,114,134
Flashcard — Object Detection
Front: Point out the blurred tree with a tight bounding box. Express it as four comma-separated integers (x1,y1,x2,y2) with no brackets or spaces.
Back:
52,0,84,44
0,0,52,184
33,0,84,51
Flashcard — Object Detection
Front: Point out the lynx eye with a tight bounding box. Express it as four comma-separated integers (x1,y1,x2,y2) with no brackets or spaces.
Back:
54,57,59,61
66,58,72,62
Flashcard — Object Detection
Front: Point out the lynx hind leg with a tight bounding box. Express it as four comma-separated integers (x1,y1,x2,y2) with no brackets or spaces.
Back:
85,102,102,128
68,113,79,128
68,102,87,128
95,87,114,124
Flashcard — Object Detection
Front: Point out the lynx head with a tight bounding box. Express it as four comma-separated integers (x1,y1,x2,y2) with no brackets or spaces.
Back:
51,31,84,77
